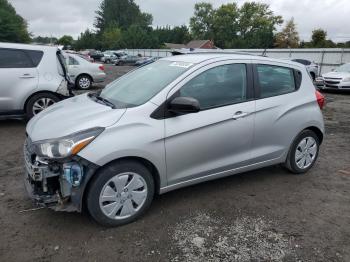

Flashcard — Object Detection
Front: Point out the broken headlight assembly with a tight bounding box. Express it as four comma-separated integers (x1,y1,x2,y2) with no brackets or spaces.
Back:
33,127,105,159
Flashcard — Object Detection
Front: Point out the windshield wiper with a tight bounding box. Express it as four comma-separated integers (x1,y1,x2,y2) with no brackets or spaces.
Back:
88,93,116,109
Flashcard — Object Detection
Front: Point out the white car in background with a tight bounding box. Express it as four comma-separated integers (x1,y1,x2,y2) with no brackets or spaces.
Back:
66,53,106,89
291,59,319,81
316,63,350,90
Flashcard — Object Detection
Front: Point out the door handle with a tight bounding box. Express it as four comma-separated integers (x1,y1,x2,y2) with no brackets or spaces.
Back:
20,74,35,79
233,111,251,120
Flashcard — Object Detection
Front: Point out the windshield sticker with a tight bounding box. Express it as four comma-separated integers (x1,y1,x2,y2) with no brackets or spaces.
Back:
169,62,194,68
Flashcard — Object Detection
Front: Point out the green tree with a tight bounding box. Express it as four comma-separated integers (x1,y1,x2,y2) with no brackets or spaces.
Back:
32,36,58,45
58,35,74,47
311,28,327,47
95,0,152,33
102,23,122,49
74,29,99,50
120,25,157,49
274,18,300,48
153,25,192,46
212,3,239,48
189,2,215,40
237,2,283,48
0,0,30,43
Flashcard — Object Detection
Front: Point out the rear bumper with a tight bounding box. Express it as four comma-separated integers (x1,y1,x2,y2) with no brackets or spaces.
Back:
93,73,106,83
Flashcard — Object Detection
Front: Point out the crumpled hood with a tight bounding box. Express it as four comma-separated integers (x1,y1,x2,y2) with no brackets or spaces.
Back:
26,93,126,142
322,71,350,79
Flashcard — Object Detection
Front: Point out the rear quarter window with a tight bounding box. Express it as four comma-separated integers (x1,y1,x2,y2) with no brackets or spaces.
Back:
25,50,44,67
256,64,296,98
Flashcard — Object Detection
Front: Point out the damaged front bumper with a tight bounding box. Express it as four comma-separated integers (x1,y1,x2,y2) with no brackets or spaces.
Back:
23,138,98,212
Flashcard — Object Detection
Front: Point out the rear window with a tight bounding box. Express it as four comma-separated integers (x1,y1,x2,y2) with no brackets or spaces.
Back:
25,50,44,67
0,48,33,68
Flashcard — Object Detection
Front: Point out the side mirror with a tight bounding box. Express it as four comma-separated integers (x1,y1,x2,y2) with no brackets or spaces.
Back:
169,97,200,114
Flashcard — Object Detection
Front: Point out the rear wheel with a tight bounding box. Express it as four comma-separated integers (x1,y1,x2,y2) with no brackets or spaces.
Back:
25,92,60,119
76,75,92,90
86,160,155,227
285,130,320,174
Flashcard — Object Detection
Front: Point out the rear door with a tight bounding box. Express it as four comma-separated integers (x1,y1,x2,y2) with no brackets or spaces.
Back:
164,60,255,185
0,48,39,113
251,62,302,163
67,56,80,82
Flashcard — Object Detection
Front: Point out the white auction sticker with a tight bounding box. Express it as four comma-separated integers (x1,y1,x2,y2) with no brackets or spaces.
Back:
169,62,194,68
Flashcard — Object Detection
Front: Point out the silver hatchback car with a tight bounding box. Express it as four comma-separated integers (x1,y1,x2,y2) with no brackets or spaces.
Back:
24,53,325,226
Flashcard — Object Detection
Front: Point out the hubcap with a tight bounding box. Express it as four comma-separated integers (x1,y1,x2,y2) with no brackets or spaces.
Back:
99,172,147,220
32,98,55,115
295,137,317,169
79,77,91,89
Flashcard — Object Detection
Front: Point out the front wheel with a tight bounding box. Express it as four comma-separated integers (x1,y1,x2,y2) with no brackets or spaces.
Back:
86,161,155,227
285,130,320,174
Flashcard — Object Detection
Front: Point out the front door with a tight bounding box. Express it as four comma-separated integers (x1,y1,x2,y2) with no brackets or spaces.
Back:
165,61,255,185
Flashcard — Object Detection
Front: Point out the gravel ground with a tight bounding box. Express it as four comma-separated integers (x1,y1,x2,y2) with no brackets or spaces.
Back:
0,65,349,261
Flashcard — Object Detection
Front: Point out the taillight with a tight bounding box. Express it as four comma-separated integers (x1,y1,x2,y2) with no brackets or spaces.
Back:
99,65,105,71
315,90,325,109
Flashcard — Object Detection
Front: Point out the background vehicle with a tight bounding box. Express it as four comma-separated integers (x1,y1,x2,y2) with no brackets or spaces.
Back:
0,42,71,119
115,55,141,66
66,53,106,89
24,54,325,227
102,51,127,64
135,57,158,66
291,59,319,80
316,63,350,90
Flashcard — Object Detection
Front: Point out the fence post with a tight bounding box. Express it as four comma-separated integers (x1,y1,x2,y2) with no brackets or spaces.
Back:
319,50,325,75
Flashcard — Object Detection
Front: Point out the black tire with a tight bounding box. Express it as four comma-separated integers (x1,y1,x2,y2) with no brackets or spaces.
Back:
285,130,320,174
76,75,92,90
86,160,155,227
25,92,60,119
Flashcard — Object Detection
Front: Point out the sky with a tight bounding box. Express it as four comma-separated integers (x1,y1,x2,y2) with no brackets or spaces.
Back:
9,0,350,42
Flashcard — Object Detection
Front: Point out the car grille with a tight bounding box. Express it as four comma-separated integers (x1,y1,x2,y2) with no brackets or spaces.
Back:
324,77,341,86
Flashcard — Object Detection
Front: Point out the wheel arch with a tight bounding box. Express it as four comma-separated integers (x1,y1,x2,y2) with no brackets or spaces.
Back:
305,126,323,144
75,73,94,85
81,156,161,212
24,90,60,113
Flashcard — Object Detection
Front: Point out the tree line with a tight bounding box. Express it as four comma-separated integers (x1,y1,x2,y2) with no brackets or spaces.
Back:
1,0,350,50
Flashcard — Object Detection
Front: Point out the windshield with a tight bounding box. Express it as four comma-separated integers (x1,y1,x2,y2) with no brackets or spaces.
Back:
336,64,350,73
100,60,194,107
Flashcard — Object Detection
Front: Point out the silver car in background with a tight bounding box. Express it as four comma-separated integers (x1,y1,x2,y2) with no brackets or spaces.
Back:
65,53,106,89
316,63,350,90
24,53,325,227
0,43,71,119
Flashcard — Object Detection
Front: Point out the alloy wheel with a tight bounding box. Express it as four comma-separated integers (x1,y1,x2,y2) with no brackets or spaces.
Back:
32,97,56,115
78,77,91,89
99,172,148,220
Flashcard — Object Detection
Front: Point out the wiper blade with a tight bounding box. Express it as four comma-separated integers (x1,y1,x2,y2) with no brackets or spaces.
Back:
88,93,116,109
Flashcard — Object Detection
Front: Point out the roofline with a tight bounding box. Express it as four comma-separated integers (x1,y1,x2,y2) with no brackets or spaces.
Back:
171,49,267,57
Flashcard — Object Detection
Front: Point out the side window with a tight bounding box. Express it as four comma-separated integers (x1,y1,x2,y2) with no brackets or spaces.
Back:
256,64,296,98
0,49,33,68
68,56,79,65
179,64,247,110
25,50,44,67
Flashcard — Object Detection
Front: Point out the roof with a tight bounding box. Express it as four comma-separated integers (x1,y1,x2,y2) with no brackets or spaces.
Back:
161,52,304,68
186,40,212,49
0,42,59,52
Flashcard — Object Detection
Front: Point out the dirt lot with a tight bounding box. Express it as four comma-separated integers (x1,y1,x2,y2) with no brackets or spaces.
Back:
0,65,349,261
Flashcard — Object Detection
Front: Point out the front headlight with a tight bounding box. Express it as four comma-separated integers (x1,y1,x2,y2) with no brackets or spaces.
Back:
33,127,104,159
342,77,350,82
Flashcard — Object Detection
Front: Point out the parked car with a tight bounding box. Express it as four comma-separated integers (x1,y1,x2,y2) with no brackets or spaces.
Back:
101,50,117,64
0,42,71,119
89,50,104,62
24,53,325,226
66,53,106,89
135,57,158,66
316,63,350,90
291,59,319,80
115,55,141,66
